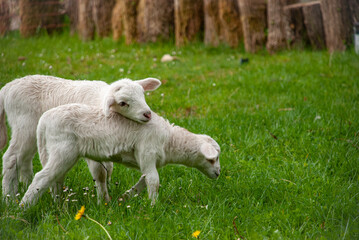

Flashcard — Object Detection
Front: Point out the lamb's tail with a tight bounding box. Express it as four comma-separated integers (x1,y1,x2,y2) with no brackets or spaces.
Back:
0,88,7,150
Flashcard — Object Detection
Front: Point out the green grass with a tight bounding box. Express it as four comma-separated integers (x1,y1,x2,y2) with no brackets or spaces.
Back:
1,31,359,239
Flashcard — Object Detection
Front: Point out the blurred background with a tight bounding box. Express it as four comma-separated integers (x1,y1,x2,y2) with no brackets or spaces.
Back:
0,0,358,53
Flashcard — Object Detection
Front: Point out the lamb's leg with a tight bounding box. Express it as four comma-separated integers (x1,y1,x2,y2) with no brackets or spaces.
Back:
121,174,146,200
50,175,65,200
14,120,38,186
145,170,159,205
20,148,79,207
2,129,37,197
2,145,19,197
86,159,113,204
138,152,160,205
18,145,37,186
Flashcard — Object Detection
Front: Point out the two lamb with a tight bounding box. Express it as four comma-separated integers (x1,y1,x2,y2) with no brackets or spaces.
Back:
0,75,161,202
1,75,221,207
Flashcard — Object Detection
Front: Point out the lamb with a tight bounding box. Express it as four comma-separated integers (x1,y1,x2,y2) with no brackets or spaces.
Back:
20,103,221,207
0,75,161,202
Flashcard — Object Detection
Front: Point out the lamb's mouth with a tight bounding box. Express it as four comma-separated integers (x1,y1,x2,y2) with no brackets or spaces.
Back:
140,119,151,123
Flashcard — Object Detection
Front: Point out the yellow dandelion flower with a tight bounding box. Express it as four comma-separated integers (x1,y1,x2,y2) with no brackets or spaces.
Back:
75,206,85,220
192,230,200,238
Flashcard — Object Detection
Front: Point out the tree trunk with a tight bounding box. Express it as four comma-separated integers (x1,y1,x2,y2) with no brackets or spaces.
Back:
123,0,139,44
112,0,124,41
321,0,352,52
349,0,359,24
92,0,115,38
174,0,203,46
218,0,242,48
65,0,78,35
266,0,298,53
78,0,95,41
137,0,174,43
302,2,325,49
19,0,40,37
204,0,221,46
9,0,20,31
0,0,10,36
284,4,309,49
237,0,267,53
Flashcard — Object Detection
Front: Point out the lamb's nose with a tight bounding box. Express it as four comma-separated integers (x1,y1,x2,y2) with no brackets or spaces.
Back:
143,111,151,120
215,169,221,177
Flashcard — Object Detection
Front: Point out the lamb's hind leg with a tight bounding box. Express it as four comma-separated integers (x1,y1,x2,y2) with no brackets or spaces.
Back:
2,145,19,197
2,129,37,197
20,148,79,207
86,159,113,204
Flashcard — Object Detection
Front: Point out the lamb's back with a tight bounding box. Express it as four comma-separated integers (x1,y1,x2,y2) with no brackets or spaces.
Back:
3,75,108,116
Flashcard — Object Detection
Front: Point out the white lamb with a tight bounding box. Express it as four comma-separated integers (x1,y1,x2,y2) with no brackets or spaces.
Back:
20,103,221,207
0,75,161,202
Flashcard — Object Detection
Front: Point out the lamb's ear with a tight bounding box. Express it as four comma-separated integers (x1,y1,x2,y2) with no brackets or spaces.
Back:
200,143,218,159
103,95,115,117
136,78,161,91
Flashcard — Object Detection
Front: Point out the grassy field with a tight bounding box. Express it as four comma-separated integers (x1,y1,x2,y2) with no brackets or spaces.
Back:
0,32,358,239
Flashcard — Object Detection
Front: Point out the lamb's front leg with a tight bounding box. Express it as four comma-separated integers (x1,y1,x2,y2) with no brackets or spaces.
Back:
141,166,159,205
121,174,146,200
137,150,160,204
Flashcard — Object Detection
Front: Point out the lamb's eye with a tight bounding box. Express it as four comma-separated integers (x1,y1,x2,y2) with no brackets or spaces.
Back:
207,159,215,165
119,101,127,107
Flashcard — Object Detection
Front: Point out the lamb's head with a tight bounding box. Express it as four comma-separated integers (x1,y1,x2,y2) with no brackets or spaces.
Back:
192,135,221,179
103,78,161,123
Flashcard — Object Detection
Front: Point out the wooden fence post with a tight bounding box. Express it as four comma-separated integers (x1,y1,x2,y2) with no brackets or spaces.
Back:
123,0,139,44
218,0,242,48
112,0,124,41
302,2,326,49
92,0,115,38
204,0,221,46
237,0,267,53
174,0,203,46
0,0,10,36
137,0,174,43
78,0,95,41
321,0,352,52
266,0,298,53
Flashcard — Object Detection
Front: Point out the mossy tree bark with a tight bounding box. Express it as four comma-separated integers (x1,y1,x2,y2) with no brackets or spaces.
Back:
0,0,10,36
321,0,352,52
302,2,326,50
19,0,40,37
137,0,174,43
65,0,78,35
237,0,267,53
204,0,221,46
174,0,203,46
218,0,242,48
78,0,95,41
92,0,115,38
123,0,139,44
112,0,124,41
266,0,298,53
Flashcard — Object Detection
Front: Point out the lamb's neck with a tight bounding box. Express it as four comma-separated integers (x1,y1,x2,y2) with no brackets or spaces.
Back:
165,126,198,166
